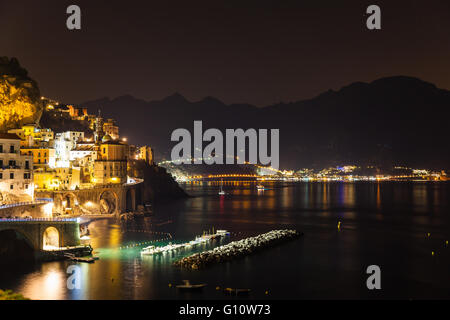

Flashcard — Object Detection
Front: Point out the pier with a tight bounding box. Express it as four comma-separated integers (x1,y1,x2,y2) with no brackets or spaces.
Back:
173,230,302,270
141,230,230,255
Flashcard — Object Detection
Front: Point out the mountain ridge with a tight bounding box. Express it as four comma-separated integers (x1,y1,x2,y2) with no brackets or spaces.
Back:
79,76,450,170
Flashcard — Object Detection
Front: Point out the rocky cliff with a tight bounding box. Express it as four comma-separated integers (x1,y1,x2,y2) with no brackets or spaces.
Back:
0,57,43,131
128,160,188,203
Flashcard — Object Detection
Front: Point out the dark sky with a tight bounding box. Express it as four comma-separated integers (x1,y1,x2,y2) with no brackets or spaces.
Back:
1,0,449,106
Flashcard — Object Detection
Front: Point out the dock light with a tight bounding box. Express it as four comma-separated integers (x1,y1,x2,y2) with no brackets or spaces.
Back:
43,202,54,217
85,201,94,208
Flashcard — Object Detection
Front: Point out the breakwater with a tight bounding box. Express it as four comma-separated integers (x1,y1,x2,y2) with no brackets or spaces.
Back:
173,229,302,270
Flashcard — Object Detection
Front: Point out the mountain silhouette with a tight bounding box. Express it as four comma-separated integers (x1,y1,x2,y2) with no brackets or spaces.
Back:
80,76,450,170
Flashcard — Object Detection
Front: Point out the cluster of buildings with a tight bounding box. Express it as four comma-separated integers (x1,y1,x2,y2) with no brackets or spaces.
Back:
258,165,449,182
0,102,154,205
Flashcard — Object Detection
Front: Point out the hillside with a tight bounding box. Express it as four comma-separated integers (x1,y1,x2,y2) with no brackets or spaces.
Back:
0,57,43,131
80,77,450,170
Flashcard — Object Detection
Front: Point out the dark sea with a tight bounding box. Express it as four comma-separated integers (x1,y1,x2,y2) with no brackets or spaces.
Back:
1,181,449,300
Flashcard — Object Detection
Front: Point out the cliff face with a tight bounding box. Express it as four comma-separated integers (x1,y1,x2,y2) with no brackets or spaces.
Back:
128,160,188,203
0,57,43,131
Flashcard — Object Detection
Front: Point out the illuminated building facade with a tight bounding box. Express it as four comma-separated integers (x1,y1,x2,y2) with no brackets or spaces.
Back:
55,131,84,167
103,119,119,140
93,135,128,185
138,146,154,165
8,124,54,147
20,147,56,168
0,133,34,203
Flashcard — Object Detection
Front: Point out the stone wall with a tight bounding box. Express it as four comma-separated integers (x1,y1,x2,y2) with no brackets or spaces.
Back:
36,182,144,216
0,203,50,219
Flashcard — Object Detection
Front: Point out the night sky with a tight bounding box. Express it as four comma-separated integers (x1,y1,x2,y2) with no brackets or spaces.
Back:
1,0,449,106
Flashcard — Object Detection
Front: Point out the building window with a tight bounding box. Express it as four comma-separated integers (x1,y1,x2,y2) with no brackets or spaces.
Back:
0,173,2,179
0,145,2,153
10,145,14,153
10,172,14,179
10,184,13,190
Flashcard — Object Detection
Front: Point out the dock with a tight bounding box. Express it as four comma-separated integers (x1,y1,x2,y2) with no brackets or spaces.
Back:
141,230,230,255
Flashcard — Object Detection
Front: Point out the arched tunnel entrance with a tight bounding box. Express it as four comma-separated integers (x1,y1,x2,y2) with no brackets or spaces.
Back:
0,230,35,266
43,227,60,250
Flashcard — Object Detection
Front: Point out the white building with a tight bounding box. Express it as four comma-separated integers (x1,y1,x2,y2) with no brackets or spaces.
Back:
0,133,34,204
69,143,97,162
54,131,85,167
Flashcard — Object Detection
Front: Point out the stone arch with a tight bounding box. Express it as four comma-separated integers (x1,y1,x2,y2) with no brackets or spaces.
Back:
43,226,60,250
99,190,119,214
63,192,79,209
54,194,64,212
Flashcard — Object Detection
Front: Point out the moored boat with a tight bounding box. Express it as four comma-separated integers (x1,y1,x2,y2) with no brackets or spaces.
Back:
176,280,207,291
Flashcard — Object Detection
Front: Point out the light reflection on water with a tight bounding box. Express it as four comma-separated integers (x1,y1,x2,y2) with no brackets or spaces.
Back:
0,181,449,300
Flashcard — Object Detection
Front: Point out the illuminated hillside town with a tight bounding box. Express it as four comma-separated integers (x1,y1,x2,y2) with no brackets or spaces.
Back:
1,0,450,306
0,97,155,216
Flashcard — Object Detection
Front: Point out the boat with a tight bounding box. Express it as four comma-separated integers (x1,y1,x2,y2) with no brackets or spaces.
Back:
68,256,97,263
176,280,207,291
256,185,266,190
219,179,227,196
218,185,226,195
223,288,251,296
141,242,187,255
216,230,231,236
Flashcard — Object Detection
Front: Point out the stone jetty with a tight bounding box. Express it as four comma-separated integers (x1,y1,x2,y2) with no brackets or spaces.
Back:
173,229,302,270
